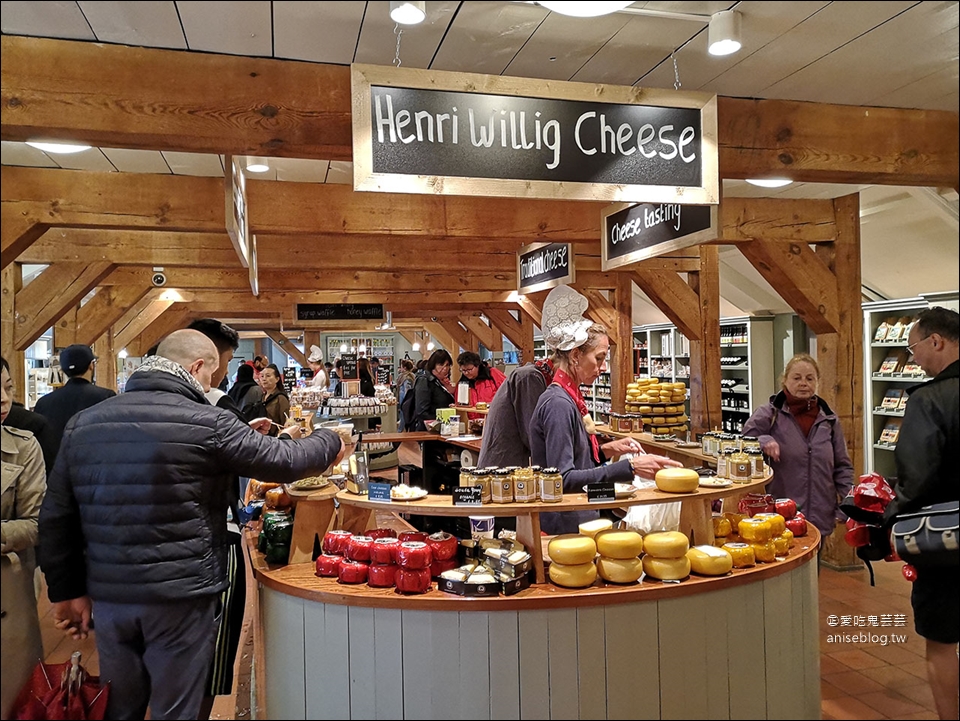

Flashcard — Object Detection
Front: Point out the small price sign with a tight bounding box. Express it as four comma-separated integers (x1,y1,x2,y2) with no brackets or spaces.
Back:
368,482,393,502
452,486,483,507
586,482,616,503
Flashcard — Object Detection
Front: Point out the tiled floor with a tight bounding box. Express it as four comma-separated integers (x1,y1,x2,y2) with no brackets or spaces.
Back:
38,535,939,720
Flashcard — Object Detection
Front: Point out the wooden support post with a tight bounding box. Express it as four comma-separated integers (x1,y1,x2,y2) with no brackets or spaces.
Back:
609,273,634,414
424,323,458,358
437,320,478,355
75,284,153,347
53,306,78,349
686,246,722,436
0,210,47,271
303,330,321,360
1,264,24,403
459,315,502,352
518,312,535,364
93,329,118,392
133,308,194,358
630,270,703,342
13,262,115,350
573,286,620,342
265,329,308,366
487,309,529,359
113,294,175,352
516,295,543,328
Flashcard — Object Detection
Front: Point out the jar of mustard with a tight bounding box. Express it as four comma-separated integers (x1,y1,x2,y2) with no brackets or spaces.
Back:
513,466,538,503
539,467,563,502
491,468,514,503
729,448,752,484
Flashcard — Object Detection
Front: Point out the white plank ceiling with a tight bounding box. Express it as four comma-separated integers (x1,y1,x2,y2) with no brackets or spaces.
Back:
2,1,957,314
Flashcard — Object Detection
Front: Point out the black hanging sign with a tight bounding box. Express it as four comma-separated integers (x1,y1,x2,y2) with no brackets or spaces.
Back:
352,64,719,205
517,242,575,295
601,201,718,269
296,303,384,322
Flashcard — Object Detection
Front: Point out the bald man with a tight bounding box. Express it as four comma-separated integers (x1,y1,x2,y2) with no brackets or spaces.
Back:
39,329,345,721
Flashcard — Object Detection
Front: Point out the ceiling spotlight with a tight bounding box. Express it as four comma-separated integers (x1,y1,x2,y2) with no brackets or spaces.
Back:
340,343,348,353
25,140,92,154
708,10,742,56
538,1,633,17
118,348,129,359
390,1,426,25
745,178,793,188
245,160,270,173
426,341,435,351
412,342,421,352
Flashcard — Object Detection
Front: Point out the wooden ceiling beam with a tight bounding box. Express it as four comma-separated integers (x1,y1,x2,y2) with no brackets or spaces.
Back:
263,330,309,366
630,269,703,342
718,197,839,243
3,36,956,188
75,283,153,347
114,298,177,352
459,314,502,352
130,308,194,358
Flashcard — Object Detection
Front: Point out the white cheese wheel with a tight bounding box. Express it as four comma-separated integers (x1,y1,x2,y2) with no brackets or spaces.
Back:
642,554,691,581
577,518,614,539
548,534,598,565
595,529,644,559
686,545,734,576
548,560,598,588
597,556,644,584
655,467,699,493
643,531,690,558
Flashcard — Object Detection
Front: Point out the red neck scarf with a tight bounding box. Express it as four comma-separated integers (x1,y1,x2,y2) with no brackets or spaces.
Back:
553,368,600,463
784,390,819,437
534,357,555,386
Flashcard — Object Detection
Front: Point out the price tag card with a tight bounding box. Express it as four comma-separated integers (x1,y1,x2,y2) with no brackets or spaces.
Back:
586,481,616,503
368,482,392,502
452,486,483,506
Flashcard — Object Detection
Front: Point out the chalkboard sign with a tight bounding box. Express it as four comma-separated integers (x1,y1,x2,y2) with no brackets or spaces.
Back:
340,353,359,381
452,486,483,507
601,201,718,269
296,303,384,322
586,481,616,503
368,482,393,503
352,65,719,205
517,242,575,295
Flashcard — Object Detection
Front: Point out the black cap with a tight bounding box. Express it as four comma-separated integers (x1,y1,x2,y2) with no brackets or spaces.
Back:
59,344,97,375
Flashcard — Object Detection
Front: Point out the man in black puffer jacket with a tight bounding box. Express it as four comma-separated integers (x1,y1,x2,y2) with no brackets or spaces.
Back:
38,330,345,721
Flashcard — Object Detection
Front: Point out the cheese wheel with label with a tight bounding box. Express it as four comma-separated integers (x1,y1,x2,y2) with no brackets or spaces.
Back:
686,545,734,576
642,531,690,558
577,519,613,539
597,556,644,583
548,560,598,588
655,467,699,493
595,530,644,559
642,554,691,581
722,542,756,568
548,534,597,565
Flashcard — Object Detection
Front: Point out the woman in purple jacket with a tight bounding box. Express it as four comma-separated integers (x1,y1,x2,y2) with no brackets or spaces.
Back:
741,353,854,538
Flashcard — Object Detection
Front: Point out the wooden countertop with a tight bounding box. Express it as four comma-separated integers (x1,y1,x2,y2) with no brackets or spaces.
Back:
249,527,820,612
598,425,718,466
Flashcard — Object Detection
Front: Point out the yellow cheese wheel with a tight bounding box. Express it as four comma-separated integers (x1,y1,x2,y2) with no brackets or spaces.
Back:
548,534,598,565
548,561,598,588
752,540,777,563
753,513,786,537
577,518,613,539
643,531,690,558
642,555,691,581
638,405,652,414
772,534,790,556
653,426,670,434
642,416,654,425
686,545,734,576
672,382,687,391
627,383,640,391
595,529,644,559
651,407,665,415
597,556,644,583
738,517,773,543
671,394,687,402
722,542,756,567
655,467,699,493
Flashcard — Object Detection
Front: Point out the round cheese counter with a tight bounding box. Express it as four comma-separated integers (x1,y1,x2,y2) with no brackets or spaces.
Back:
250,527,821,719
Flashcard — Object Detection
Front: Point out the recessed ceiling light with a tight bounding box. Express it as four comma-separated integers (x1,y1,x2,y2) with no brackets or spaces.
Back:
745,178,793,188
390,1,425,25
25,141,92,154
539,1,633,17
245,162,270,173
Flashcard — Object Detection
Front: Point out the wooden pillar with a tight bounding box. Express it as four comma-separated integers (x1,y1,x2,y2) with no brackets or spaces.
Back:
303,330,321,358
1,264,25,403
93,329,117,392
687,246,723,436
265,329,309,366
53,306,79,349
611,273,633,414
76,285,152,347
425,323,457,358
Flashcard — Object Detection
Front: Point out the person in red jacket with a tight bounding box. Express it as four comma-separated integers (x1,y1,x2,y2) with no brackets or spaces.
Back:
457,352,506,420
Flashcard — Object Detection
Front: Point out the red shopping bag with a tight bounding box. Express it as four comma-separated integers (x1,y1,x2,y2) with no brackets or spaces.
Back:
11,652,109,721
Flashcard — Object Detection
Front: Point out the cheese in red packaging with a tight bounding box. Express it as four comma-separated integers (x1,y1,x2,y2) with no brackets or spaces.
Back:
430,558,460,578
398,531,428,544
345,535,375,562
315,554,343,578
367,563,398,588
427,531,458,561
337,559,369,584
367,528,398,540
322,530,353,556
775,498,797,520
396,541,433,570
395,567,432,594
785,513,808,537
371,537,400,564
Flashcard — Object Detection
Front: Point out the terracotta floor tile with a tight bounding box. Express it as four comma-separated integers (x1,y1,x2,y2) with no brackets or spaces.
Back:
821,654,853,675
893,683,938,711
821,696,886,720
822,670,887,696
898,712,939,720
859,664,930,691
863,643,924,665
827,649,890,670
857,689,927,717
821,679,846,700
899,660,931,680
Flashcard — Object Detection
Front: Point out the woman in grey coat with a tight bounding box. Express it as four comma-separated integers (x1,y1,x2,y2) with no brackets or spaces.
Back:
741,353,854,537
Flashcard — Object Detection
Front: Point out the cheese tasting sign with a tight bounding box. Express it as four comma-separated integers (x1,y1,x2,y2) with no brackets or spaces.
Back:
517,242,575,295
352,64,718,205
600,201,718,269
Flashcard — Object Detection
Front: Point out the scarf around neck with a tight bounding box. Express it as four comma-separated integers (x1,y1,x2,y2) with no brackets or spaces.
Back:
553,367,600,463
784,389,820,438
135,355,206,397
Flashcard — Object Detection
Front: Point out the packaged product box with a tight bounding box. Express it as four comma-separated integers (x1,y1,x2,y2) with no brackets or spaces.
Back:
879,388,904,410
873,317,897,342
876,350,906,375
900,360,925,377
878,418,902,445
897,394,909,412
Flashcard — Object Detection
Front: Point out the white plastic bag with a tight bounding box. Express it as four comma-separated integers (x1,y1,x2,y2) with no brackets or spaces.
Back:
623,480,681,533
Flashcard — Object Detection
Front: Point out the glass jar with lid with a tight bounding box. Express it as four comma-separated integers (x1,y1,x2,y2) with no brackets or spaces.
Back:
491,469,514,503
512,466,538,503
459,466,477,488
539,467,563,502
729,447,752,484
716,449,731,478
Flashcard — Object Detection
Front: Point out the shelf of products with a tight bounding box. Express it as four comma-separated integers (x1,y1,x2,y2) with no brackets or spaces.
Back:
718,318,774,433
325,335,396,372
862,293,958,476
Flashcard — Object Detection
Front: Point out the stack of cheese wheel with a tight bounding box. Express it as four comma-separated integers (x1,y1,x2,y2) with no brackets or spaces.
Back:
753,513,794,556
594,529,645,584
623,379,690,434
547,534,598,588
737,517,777,563
641,531,691,581
686,545,734,576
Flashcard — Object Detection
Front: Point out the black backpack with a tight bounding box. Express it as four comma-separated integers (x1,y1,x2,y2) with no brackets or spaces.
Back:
400,377,419,431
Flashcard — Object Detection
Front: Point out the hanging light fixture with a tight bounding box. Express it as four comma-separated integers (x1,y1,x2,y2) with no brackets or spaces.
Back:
538,2,633,17
118,348,129,359
426,342,435,352
708,10,742,56
26,140,92,154
745,178,793,188
390,1,426,25
245,157,270,173
412,342,421,352
340,342,348,353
